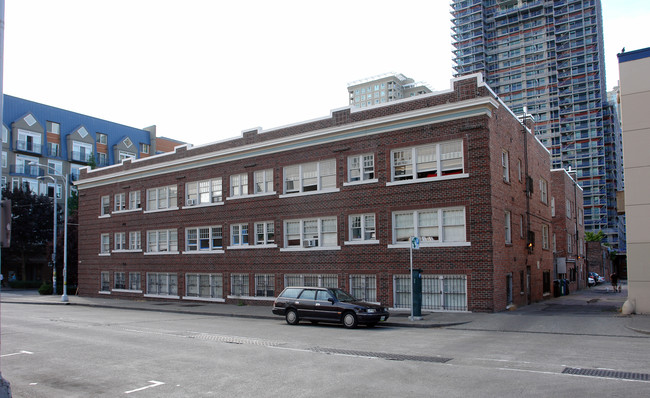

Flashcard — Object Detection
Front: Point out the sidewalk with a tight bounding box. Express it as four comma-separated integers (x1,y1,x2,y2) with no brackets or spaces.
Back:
2,284,649,335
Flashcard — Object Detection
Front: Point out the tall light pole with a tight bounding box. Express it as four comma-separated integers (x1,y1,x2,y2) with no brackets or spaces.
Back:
30,162,69,302
38,175,57,295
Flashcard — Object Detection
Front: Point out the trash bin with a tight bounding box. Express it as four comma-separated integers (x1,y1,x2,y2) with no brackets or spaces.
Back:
553,280,561,297
564,279,570,295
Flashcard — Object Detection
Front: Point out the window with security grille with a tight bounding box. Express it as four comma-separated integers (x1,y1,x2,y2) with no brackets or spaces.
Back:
393,274,467,311
231,274,249,296
255,274,275,297
284,274,338,288
129,273,141,291
186,273,223,299
100,271,110,291
146,273,177,296
349,275,377,302
114,272,126,290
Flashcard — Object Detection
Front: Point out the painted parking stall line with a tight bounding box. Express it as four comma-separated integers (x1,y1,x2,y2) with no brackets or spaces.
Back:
125,380,165,394
1,350,33,358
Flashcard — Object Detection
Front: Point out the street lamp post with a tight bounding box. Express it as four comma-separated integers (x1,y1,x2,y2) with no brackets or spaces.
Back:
30,162,69,303
38,175,57,295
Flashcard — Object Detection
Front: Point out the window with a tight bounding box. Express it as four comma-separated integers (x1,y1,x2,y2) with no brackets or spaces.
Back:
230,173,249,197
347,154,375,182
97,133,107,145
147,229,178,253
567,233,573,254
97,152,107,166
114,232,126,251
185,179,222,206
579,208,584,225
255,274,275,297
348,214,376,242
542,224,549,249
48,143,60,157
539,178,548,204
391,140,463,181
129,191,141,210
254,169,273,194
517,159,522,181
284,217,338,249
285,274,338,288
100,196,110,216
100,271,110,292
146,273,178,296
114,272,126,290
551,197,556,217
118,151,136,162
1,126,6,143
231,224,249,246
393,274,467,311
520,215,524,238
129,231,141,250
47,160,62,176
147,185,177,211
502,150,509,182
129,273,141,291
185,226,223,251
100,234,110,254
231,274,249,296
140,143,150,154
114,193,126,212
255,222,275,245
350,275,376,302
283,159,336,194
566,199,572,219
185,274,223,299
392,208,466,245
553,233,557,253
72,141,92,162
505,211,512,244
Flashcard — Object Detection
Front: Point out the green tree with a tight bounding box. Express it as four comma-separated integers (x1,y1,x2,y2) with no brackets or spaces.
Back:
585,230,605,242
87,153,97,169
1,187,54,281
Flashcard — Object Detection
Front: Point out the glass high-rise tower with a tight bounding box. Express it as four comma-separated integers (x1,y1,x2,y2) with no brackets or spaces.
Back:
451,0,624,251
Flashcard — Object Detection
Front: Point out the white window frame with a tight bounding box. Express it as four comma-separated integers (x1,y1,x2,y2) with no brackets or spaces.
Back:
97,133,107,145
539,178,548,204
345,214,378,245
390,140,464,183
100,196,110,217
230,224,249,247
505,211,512,244
114,232,126,251
145,272,178,298
100,233,110,254
129,191,141,210
551,197,556,217
346,154,376,184
185,178,222,207
349,274,377,303
140,143,150,154
184,226,223,253
1,151,6,169
253,169,274,195
184,273,224,301
146,229,179,254
229,274,249,297
390,207,468,247
542,224,549,250
129,231,142,251
114,193,126,212
281,217,340,251
254,221,276,247
100,271,110,292
119,151,136,162
47,160,62,176
502,150,509,182
146,185,177,212
72,141,92,162
129,273,142,292
114,272,126,290
254,274,275,298
284,274,338,288
230,173,249,197
282,159,338,196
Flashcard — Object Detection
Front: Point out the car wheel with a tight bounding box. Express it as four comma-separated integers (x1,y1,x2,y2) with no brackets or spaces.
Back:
342,312,358,329
285,309,299,325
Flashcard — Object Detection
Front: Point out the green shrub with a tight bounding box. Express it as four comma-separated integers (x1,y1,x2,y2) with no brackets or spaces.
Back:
8,280,43,289
38,283,53,295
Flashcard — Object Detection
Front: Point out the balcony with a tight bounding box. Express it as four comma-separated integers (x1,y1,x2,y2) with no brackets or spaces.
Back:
15,140,42,155
70,151,92,163
10,164,45,178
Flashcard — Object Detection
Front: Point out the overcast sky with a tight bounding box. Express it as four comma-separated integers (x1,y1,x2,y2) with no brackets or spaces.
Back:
4,0,649,146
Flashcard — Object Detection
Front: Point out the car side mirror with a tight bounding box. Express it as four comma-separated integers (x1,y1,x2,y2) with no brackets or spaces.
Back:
328,297,335,304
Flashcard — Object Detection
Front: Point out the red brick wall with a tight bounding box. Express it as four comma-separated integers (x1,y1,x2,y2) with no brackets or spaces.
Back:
77,77,555,312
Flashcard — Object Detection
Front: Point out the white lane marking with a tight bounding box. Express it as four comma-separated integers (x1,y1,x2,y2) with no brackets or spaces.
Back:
1,350,34,357
125,380,165,394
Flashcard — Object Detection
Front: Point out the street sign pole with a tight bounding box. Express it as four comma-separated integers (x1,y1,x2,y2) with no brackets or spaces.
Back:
409,236,419,320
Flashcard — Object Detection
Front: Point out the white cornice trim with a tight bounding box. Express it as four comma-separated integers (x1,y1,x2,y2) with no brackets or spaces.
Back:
76,97,498,190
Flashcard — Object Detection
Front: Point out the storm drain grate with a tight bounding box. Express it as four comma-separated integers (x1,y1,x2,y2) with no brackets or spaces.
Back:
562,367,650,381
309,347,452,363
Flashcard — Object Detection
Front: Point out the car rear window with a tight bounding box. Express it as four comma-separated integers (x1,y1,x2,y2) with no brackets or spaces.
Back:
280,288,303,299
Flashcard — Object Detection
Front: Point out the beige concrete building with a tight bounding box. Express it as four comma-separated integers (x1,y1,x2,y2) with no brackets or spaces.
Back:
618,47,650,314
347,73,431,108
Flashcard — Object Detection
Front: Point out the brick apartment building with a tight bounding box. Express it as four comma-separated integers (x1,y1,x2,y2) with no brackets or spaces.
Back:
551,169,586,292
76,74,563,313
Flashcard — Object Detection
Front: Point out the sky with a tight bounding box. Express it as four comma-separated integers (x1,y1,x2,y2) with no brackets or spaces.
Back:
4,0,650,146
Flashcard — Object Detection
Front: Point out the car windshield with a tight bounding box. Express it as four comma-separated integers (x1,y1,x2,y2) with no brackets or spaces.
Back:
330,288,357,302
